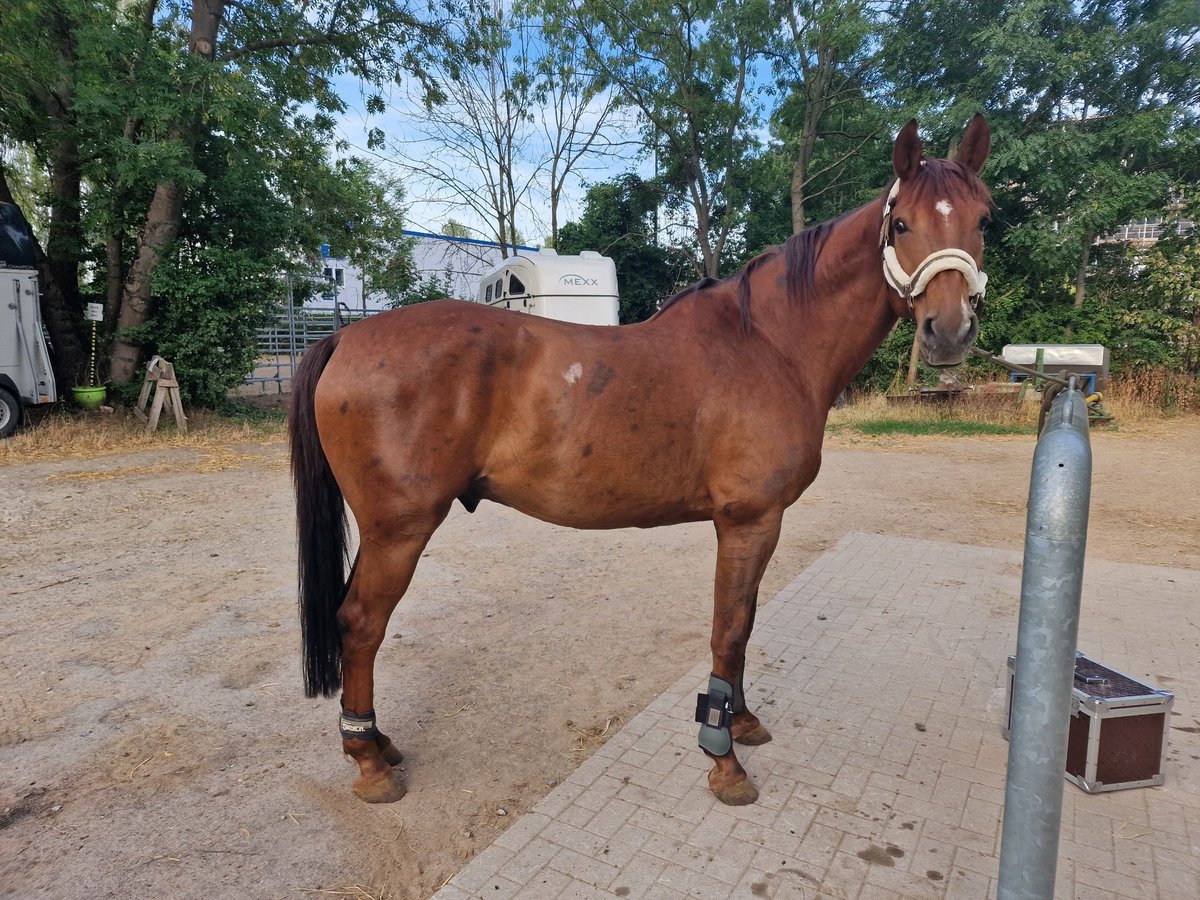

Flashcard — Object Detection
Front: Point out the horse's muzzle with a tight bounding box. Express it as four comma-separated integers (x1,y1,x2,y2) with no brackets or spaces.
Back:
919,303,979,368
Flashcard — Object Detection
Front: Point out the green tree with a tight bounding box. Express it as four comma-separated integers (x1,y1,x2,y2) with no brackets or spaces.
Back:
118,93,414,403
883,0,1200,345
557,174,692,322
0,0,473,388
771,0,886,232
738,97,892,269
550,0,772,277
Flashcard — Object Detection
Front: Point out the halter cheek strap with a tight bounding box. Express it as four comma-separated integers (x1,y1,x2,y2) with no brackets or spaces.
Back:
880,178,988,315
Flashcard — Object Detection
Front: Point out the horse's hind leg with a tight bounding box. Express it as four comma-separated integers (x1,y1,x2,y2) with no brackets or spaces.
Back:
701,511,782,806
337,511,446,803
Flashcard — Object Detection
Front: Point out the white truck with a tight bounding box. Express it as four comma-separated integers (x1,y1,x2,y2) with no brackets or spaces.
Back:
476,249,619,326
1,202,57,437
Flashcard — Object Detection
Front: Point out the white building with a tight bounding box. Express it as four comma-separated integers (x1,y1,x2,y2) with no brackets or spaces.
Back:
312,231,542,312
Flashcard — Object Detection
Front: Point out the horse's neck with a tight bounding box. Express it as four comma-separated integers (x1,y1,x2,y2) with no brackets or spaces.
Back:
762,199,897,410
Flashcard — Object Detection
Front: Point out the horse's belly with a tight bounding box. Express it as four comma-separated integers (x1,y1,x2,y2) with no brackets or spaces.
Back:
478,470,712,530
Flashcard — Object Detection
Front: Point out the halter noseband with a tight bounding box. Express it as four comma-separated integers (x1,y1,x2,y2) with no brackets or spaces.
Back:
879,177,988,316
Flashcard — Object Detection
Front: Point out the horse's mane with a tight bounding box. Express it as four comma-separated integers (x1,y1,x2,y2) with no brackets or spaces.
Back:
653,158,991,334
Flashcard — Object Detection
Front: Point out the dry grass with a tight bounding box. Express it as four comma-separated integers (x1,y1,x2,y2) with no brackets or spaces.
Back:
1103,369,1200,425
0,406,287,466
833,371,1200,438
829,388,1040,436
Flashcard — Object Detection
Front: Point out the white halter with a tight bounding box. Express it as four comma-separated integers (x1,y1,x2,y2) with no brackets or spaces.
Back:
879,177,987,314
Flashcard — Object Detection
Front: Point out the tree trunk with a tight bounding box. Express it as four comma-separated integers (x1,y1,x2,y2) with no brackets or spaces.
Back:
110,182,184,383
695,198,717,277
105,230,123,325
1064,228,1094,341
786,24,835,234
790,79,827,233
46,140,83,314
549,179,559,248
790,153,808,233
1073,230,1092,310
109,0,225,384
906,329,921,386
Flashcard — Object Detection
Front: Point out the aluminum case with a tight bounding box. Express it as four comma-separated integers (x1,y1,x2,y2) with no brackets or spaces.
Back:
1004,652,1173,793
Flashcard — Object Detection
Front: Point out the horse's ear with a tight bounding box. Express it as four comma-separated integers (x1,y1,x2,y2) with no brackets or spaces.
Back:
958,114,991,174
893,119,923,181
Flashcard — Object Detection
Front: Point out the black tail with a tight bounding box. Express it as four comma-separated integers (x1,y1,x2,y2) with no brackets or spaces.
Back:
290,334,348,698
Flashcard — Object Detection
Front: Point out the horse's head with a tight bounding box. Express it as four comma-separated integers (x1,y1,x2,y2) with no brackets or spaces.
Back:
882,115,992,367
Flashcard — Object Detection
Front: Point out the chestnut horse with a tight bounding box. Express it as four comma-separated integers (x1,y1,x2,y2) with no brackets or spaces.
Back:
291,117,992,806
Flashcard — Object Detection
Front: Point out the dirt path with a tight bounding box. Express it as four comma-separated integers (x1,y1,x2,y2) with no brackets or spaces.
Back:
2,420,1198,898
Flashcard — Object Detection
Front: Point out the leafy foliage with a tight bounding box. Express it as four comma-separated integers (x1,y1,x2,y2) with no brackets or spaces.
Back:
387,269,458,307
0,0,474,393
549,0,772,276
557,175,694,322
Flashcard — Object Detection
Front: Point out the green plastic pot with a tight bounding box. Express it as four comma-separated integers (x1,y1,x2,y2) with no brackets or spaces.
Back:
72,385,107,410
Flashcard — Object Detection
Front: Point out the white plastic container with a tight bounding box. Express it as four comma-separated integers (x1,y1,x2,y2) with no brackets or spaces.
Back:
477,249,619,326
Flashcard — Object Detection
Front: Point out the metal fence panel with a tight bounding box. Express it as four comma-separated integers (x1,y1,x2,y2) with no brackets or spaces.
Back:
243,300,377,391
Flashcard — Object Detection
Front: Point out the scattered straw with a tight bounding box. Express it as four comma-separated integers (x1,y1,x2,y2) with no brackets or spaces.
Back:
298,886,384,899
1,407,285,467
128,756,153,781
1114,821,1152,840
563,715,622,755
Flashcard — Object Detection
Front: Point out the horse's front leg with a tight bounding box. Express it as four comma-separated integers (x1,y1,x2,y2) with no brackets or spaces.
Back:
698,511,782,806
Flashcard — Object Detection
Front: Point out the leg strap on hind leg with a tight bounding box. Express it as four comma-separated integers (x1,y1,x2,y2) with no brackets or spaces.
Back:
339,707,379,741
696,674,735,756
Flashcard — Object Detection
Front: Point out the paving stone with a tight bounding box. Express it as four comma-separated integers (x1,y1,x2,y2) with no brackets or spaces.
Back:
434,534,1200,900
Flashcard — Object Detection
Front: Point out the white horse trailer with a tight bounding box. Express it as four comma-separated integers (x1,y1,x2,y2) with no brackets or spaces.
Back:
1,203,57,437
476,250,619,326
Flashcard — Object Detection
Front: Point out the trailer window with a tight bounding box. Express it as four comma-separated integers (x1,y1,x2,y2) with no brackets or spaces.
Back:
495,279,502,298
509,274,526,295
485,284,493,302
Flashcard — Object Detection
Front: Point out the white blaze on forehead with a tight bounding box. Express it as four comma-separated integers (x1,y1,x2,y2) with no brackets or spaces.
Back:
563,362,583,384
936,199,954,219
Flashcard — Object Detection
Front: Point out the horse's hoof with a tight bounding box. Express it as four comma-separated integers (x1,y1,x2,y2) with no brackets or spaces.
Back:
734,723,773,746
711,777,759,806
377,736,404,766
352,766,406,804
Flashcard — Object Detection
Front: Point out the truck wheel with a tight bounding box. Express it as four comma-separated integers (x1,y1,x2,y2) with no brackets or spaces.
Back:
0,388,20,438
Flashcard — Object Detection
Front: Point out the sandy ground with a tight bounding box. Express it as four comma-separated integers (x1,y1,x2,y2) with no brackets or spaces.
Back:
2,418,1198,899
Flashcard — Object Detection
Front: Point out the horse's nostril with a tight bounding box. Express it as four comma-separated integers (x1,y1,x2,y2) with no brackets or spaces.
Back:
922,316,937,340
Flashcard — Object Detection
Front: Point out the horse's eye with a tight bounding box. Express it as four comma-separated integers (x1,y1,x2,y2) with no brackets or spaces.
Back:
894,219,908,234
980,216,991,231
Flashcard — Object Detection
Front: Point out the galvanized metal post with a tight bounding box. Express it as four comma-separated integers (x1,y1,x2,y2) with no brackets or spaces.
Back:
998,381,1092,899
